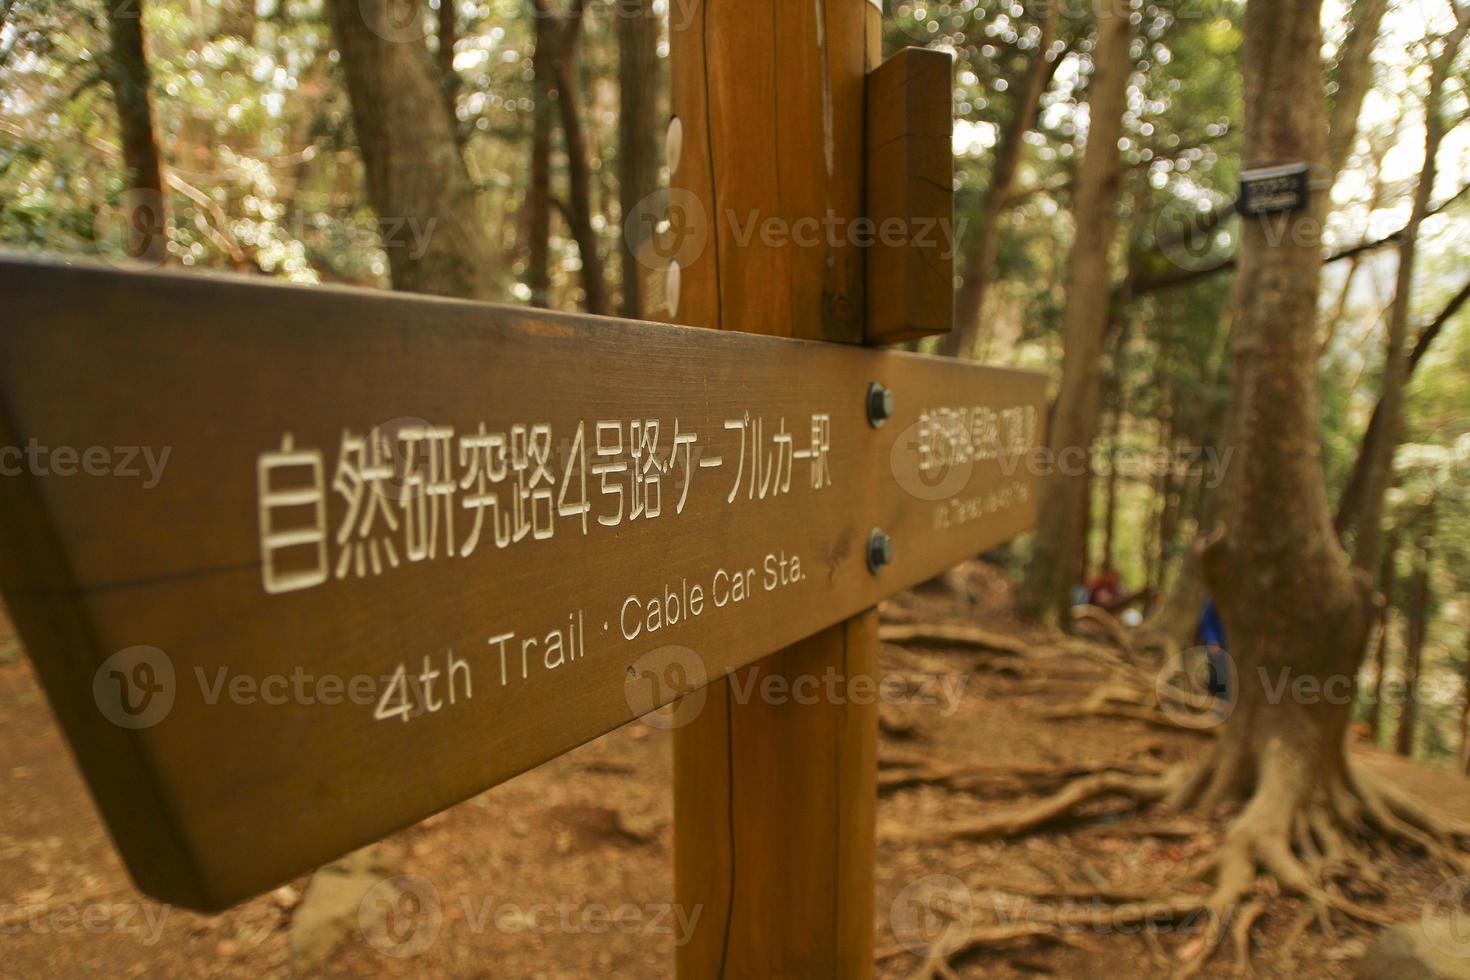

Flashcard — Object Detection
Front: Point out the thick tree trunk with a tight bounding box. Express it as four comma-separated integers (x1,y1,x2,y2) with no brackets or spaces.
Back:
1018,8,1131,621
1395,506,1433,757
1366,528,1398,742
106,0,169,266
1193,0,1373,818
943,3,1059,359
1337,16,1467,567
328,0,498,301
617,0,659,319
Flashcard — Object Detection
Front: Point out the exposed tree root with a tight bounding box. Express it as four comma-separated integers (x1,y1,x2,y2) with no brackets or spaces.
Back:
877,752,1166,799
1070,604,1137,657
883,748,1470,976
879,621,1130,674
879,623,1033,657
876,923,1081,980
885,769,1179,841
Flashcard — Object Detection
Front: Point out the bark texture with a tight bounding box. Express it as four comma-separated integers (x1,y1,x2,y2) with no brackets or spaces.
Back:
1395,504,1433,757
1366,529,1398,741
1338,15,1467,572
1325,0,1388,185
534,0,609,315
617,0,660,319
1190,0,1379,857
943,3,1060,359
1335,273,1470,537
526,10,554,308
328,0,497,300
106,0,169,265
1018,8,1131,621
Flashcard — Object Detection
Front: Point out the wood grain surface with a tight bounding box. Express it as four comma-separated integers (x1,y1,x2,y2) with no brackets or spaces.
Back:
0,255,1043,910
866,46,956,345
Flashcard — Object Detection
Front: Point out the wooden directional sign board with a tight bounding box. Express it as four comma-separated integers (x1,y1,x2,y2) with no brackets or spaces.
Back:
0,256,1045,910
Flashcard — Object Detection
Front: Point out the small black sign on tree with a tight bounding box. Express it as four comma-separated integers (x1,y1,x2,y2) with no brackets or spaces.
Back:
1238,162,1311,216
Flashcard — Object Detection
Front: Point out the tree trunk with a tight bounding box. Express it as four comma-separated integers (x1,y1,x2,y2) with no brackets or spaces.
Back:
535,0,609,315
1395,504,1434,757
1144,333,1230,650
1460,631,1470,776
328,0,498,301
943,3,1059,359
436,0,462,139
1191,0,1374,856
617,0,659,319
1101,383,1122,571
1366,528,1398,742
1018,8,1131,621
1334,274,1470,534
1336,15,1467,567
106,0,169,266
1325,0,1388,186
527,11,554,308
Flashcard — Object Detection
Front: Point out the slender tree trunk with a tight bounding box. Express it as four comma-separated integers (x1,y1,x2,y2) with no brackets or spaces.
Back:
1320,136,1390,353
536,0,609,315
328,0,498,300
1337,16,1467,567
1191,0,1375,826
1325,0,1388,186
1460,631,1470,776
1335,275,1470,534
943,3,1059,358
1395,504,1434,757
1101,387,1122,571
1366,528,1398,742
1145,332,1230,649
106,0,169,266
1018,8,1131,621
436,0,462,139
527,12,554,308
617,0,659,319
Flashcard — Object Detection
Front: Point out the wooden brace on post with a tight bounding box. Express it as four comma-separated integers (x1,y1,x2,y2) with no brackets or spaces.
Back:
865,47,955,346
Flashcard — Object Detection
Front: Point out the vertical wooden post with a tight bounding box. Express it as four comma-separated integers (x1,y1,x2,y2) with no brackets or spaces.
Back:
667,0,883,975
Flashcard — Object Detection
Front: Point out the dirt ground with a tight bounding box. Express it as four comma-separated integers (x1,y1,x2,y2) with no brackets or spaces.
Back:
2,562,1467,978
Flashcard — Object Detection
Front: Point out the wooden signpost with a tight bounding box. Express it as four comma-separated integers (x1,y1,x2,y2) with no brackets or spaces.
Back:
0,0,1045,973
0,255,1041,912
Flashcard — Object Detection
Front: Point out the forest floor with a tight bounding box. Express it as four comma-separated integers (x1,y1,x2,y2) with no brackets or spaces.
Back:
1,562,1467,979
